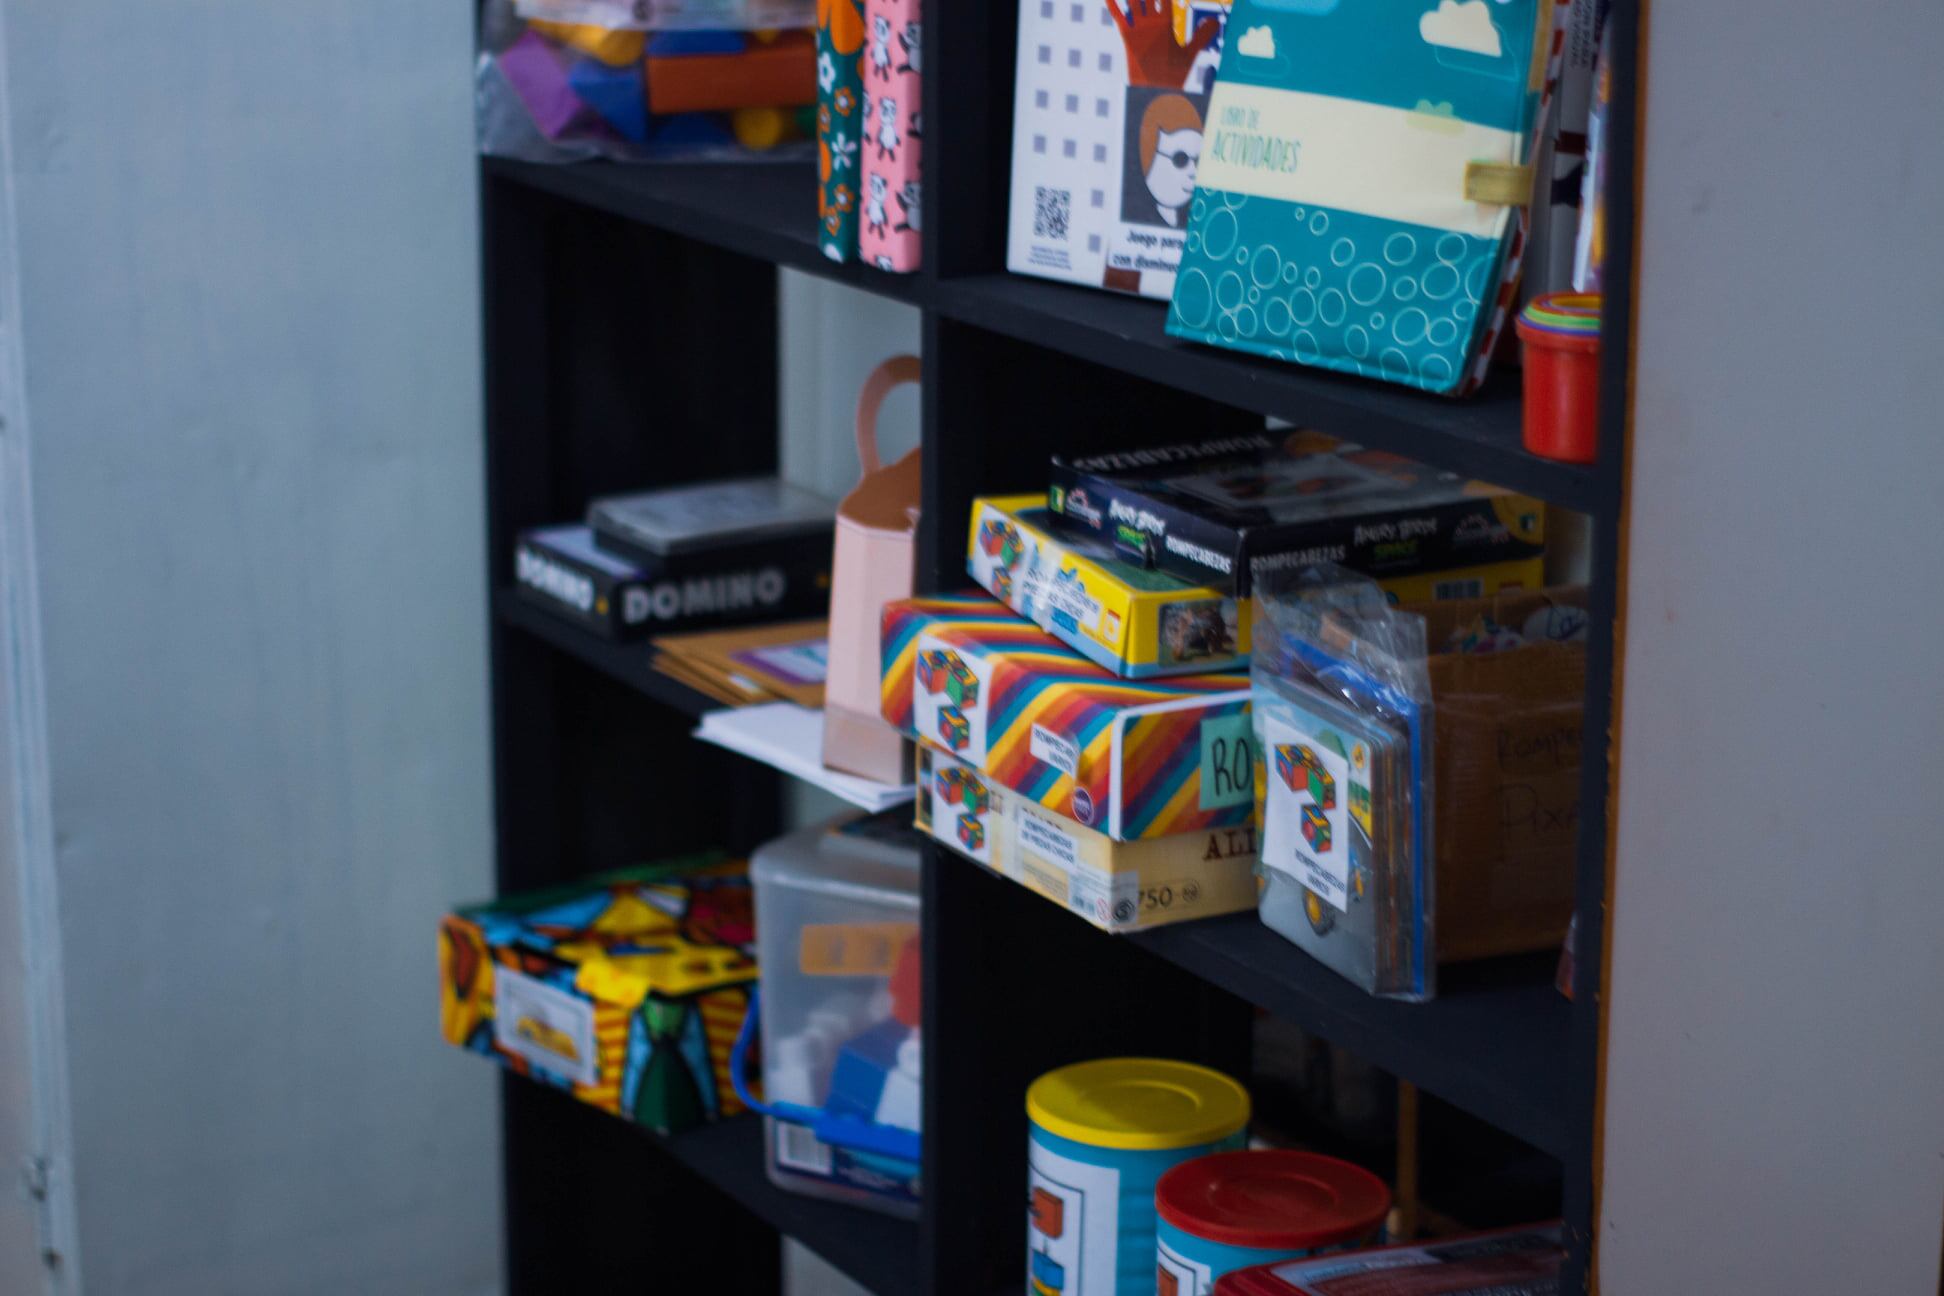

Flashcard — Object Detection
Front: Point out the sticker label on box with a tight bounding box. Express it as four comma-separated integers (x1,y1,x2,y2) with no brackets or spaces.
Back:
1197,712,1256,811
494,966,598,1087
1017,812,1139,928
1030,724,1081,779
1260,712,1352,913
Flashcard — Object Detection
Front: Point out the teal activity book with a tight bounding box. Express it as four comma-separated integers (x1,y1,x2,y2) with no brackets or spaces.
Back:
1166,0,1562,395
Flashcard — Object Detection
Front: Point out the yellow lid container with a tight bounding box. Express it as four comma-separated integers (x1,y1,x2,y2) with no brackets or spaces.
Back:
1027,1058,1250,1152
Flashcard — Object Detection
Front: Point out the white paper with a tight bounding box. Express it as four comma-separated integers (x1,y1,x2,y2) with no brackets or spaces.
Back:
694,702,914,813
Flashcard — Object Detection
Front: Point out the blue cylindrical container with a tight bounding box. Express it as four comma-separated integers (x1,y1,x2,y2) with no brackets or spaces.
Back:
1024,1058,1250,1296
1154,1149,1390,1295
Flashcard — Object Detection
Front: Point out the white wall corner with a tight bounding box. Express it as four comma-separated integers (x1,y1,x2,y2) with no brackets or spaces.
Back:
0,2,78,1287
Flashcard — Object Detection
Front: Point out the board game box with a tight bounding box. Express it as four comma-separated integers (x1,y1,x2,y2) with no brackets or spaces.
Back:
967,494,1252,677
1047,430,1544,595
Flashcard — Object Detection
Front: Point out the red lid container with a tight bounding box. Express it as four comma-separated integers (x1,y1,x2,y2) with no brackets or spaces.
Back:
1156,1149,1391,1251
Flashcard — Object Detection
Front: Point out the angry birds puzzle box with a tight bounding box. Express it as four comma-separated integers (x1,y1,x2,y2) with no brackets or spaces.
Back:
439,855,757,1135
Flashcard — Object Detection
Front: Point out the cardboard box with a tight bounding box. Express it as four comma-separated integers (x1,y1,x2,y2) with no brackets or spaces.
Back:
968,495,1253,678
880,594,1254,840
1047,431,1546,596
917,743,1259,932
439,855,757,1134
1415,587,1586,961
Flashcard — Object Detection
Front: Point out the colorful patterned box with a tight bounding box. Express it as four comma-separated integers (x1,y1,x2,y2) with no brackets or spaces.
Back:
857,0,921,271
817,0,867,260
880,594,1254,840
916,744,1258,932
1165,0,1560,394
439,855,757,1135
968,495,1253,678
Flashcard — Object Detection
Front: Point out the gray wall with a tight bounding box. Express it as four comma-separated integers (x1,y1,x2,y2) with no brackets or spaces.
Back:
1600,2,1944,1292
0,2,499,1292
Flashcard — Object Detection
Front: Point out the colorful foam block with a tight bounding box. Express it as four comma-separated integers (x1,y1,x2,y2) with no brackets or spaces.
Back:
825,1019,912,1120
883,595,1254,840
646,29,815,115
568,57,648,143
529,19,646,66
498,31,587,140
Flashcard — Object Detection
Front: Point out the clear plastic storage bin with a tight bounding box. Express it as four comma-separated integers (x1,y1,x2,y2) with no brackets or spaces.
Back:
750,814,921,1217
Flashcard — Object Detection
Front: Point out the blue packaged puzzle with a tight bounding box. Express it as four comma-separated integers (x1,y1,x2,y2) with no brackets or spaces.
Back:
1166,0,1559,395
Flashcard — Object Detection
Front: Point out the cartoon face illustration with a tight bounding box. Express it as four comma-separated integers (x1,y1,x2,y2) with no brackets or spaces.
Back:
894,180,920,233
869,14,893,74
1140,95,1203,224
864,171,889,232
875,96,901,155
897,20,921,73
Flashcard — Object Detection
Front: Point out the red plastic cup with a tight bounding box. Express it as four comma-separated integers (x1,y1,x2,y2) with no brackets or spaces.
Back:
1517,297,1601,464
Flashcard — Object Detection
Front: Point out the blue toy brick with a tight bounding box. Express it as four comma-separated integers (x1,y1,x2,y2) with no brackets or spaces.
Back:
824,1020,912,1120
568,58,649,143
646,29,748,56
650,113,735,148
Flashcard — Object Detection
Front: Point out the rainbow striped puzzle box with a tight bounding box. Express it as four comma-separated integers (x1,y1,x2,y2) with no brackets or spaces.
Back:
879,594,1256,841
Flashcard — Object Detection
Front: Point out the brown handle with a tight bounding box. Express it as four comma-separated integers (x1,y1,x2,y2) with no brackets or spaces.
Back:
854,354,922,478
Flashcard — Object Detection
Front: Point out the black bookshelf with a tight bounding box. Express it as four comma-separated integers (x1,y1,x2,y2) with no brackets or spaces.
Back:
477,0,1636,1289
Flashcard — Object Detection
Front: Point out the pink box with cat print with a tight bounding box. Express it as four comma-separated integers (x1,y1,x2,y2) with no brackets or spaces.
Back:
858,0,921,272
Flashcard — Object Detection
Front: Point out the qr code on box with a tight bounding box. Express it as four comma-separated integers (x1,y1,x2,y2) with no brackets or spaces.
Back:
1034,186,1071,240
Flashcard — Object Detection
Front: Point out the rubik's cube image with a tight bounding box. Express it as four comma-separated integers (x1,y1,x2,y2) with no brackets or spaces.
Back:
956,813,985,850
961,774,990,815
916,649,949,694
1300,803,1332,852
943,656,979,708
938,706,970,751
936,765,968,806
979,519,1024,569
993,567,1014,601
1274,744,1336,809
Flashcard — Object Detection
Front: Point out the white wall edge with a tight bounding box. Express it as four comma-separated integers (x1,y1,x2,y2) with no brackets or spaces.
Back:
0,0,78,1285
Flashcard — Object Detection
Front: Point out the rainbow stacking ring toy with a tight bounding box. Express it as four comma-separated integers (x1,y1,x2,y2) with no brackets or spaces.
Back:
1516,292,1602,463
